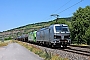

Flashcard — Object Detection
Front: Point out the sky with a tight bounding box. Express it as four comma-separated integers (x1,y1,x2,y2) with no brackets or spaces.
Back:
0,0,90,32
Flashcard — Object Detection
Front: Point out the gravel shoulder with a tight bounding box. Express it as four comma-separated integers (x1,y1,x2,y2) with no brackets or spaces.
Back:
0,43,43,60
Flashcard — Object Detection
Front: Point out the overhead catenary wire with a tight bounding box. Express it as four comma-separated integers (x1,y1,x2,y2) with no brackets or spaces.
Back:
52,0,72,14
42,0,72,21
41,0,84,23
50,0,84,21
57,0,84,14
19,0,84,32
29,0,84,31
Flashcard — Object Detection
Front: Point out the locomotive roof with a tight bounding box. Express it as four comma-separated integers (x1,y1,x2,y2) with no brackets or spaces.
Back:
51,24,68,26
37,24,68,32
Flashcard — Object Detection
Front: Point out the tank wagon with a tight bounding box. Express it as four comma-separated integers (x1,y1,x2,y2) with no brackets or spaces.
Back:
15,34,28,42
36,24,71,47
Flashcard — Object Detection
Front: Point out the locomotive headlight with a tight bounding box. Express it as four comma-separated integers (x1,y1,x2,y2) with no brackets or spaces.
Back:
54,35,56,38
65,40,67,42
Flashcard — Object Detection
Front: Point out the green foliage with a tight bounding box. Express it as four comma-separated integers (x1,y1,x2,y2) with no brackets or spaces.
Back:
58,19,66,24
4,36,12,40
85,27,90,45
71,6,90,44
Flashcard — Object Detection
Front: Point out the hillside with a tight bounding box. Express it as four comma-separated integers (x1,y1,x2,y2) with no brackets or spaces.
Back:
0,17,72,40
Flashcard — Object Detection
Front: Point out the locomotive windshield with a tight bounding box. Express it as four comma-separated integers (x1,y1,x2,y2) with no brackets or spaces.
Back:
55,26,61,32
55,26,69,32
62,27,68,32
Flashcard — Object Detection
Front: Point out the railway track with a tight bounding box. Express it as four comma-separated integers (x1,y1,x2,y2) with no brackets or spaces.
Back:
35,44,90,60
61,46,90,56
20,40,90,56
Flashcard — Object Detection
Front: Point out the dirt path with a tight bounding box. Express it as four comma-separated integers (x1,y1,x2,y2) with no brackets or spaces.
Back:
0,43,43,60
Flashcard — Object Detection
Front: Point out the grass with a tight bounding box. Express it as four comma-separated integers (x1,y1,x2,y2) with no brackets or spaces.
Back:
0,40,12,47
0,42,8,47
14,40,69,60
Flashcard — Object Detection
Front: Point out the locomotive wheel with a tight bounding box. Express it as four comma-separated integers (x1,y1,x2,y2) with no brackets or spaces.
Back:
51,45,56,48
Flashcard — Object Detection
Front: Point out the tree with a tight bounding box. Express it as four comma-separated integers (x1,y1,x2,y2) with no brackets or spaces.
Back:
85,27,90,45
71,6,90,44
